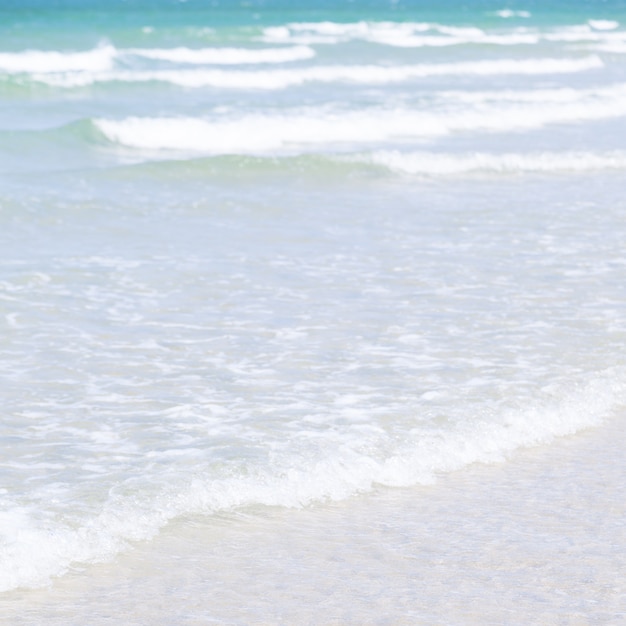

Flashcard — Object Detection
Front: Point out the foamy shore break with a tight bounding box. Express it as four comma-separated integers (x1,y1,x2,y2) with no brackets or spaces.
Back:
4,414,625,624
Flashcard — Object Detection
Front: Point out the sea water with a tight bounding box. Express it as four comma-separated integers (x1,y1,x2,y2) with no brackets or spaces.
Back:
1,0,626,622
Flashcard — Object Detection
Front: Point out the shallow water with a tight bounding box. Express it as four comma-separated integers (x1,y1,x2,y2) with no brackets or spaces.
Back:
4,409,625,624
1,0,626,618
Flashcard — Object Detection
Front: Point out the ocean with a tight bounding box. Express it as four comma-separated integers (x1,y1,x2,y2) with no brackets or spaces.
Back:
1,0,626,623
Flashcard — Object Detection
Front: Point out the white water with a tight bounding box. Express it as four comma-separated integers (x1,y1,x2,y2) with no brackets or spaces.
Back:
31,56,603,88
0,44,315,74
93,83,626,154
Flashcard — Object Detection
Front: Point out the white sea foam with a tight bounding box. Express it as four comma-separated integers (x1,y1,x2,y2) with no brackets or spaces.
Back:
259,20,626,48
358,150,626,175
365,30,540,47
0,43,314,78
93,83,626,154
588,19,620,31
261,20,540,47
1,366,624,592
33,56,603,89
576,28,626,52
127,44,316,65
95,113,412,153
0,44,115,73
495,9,531,19
593,42,626,53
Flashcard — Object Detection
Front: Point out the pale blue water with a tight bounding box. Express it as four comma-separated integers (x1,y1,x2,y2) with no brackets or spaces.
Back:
1,0,626,622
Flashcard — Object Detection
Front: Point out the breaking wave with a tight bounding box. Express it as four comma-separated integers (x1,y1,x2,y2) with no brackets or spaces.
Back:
30,56,603,89
2,366,624,592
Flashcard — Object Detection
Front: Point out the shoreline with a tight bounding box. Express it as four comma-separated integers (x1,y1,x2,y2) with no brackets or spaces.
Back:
5,414,625,625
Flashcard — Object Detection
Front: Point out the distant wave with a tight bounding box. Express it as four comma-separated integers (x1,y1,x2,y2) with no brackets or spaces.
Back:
262,21,501,47
0,43,316,75
0,20,624,80
494,9,532,19
261,20,626,47
127,44,315,65
587,19,620,31
0,44,116,73
29,56,603,89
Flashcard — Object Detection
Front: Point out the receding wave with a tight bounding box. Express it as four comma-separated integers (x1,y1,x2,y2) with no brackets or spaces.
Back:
2,365,624,592
262,20,626,48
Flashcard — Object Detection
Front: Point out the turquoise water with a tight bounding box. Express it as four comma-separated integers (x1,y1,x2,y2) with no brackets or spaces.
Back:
1,0,626,621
